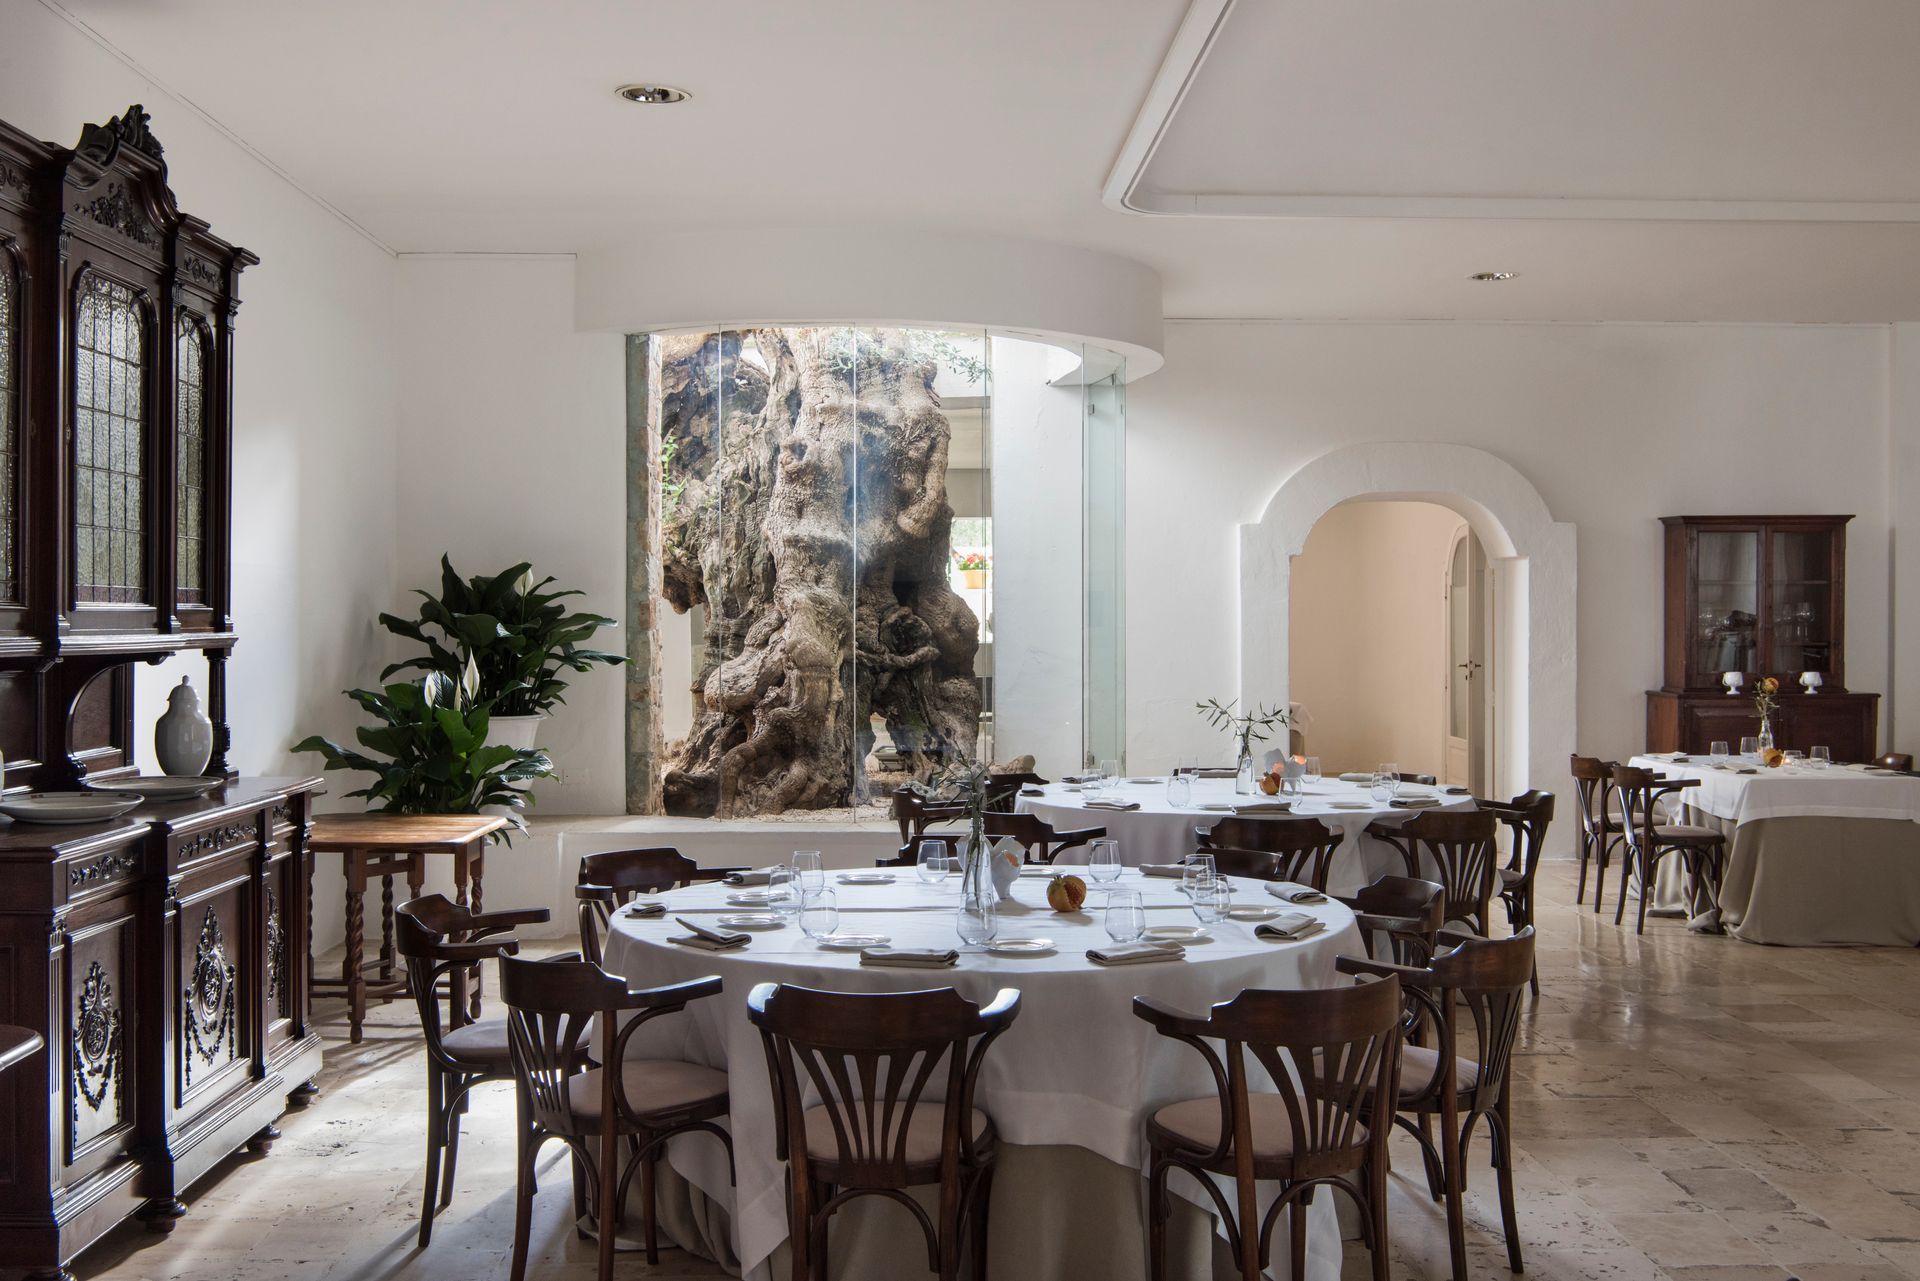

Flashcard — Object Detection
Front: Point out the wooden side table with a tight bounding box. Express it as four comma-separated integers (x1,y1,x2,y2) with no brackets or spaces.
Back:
307,813,508,1043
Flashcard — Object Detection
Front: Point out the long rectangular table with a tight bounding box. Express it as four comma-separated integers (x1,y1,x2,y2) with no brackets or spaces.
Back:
1629,754,1920,945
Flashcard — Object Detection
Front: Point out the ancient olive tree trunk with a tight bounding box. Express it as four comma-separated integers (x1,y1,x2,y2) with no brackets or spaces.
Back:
658,329,981,817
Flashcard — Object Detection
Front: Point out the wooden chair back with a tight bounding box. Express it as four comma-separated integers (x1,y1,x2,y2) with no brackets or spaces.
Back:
1482,789,1555,887
1340,875,1447,967
1132,977,1403,1182
1196,815,1340,889
981,810,1105,864
1203,846,1280,881
575,847,742,964
1393,772,1439,787
1373,809,1500,933
983,772,1050,812
1569,755,1618,844
747,982,1019,1190
1879,752,1914,772
1610,764,1698,860
1428,928,1535,1111
891,788,969,859
396,894,548,1056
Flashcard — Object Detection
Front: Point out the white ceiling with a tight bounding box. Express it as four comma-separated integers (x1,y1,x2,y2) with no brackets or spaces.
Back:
37,0,1920,323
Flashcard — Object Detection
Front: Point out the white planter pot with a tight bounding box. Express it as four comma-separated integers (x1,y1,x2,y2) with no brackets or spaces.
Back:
488,714,547,751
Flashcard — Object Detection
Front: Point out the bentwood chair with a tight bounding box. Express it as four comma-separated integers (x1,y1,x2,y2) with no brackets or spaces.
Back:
501,956,733,1281
981,810,1105,864
889,788,971,864
575,847,746,965
748,982,1021,1281
1339,928,1536,1281
1569,755,1625,912
1134,978,1403,1281
394,895,551,1248
1366,809,1501,937
1879,752,1915,772
1480,790,1555,993
1196,816,1341,890
1335,875,1448,968
1392,772,1441,787
1611,765,1728,935
983,771,1050,812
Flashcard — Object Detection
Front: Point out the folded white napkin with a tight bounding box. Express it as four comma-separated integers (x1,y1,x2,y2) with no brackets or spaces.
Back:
1062,773,1097,784
1082,799,1142,811
1339,772,1374,783
1088,941,1186,966
1233,802,1293,815
1266,882,1327,905
1188,768,1237,779
1255,913,1326,942
622,901,666,918
860,947,959,968
1389,796,1442,809
1019,786,1046,796
672,916,750,950
724,867,778,886
1139,864,1188,879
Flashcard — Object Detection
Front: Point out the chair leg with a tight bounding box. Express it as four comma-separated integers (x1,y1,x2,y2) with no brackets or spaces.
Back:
1442,1111,1470,1281
968,1164,995,1281
1574,835,1591,905
596,1127,620,1281
1415,1113,1445,1199
1592,841,1609,915
1369,1151,1392,1281
1287,1189,1309,1281
810,1181,833,1281
508,1124,539,1281
1636,851,1655,935
418,1067,444,1249
1147,1159,1170,1281
640,1145,659,1265
1493,1101,1525,1274
1614,848,1634,926
439,1086,463,1209
571,1149,590,1240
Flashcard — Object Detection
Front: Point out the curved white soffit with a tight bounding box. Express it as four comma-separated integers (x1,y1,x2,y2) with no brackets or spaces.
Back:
573,228,1165,380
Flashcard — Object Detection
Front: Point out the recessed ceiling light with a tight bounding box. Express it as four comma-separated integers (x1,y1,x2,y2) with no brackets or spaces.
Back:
1470,271,1517,282
617,84,691,105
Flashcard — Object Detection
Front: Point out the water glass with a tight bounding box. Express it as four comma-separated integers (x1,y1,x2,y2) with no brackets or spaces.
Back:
1104,889,1146,944
1811,745,1832,769
916,840,950,885
1191,878,1231,925
1088,838,1123,885
1782,749,1805,766
1302,755,1322,784
1377,764,1401,797
1369,771,1395,803
1099,758,1120,785
768,865,799,920
1183,853,1217,897
1739,735,1760,758
1165,773,1193,808
1709,740,1730,766
799,888,839,940
792,850,824,893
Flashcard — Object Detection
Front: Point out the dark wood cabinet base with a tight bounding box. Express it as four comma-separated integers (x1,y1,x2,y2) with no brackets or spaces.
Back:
1646,690,1880,760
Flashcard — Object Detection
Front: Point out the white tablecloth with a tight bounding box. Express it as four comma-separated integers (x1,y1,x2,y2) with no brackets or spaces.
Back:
601,870,1364,1280
1017,777,1477,896
1628,754,1920,824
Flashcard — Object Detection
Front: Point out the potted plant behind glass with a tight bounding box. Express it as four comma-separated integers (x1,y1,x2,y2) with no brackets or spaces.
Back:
1195,697,1293,795
292,665,554,841
379,556,626,752
953,551,990,590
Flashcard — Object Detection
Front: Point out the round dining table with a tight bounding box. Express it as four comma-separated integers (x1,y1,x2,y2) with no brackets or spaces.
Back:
1018,775,1477,896
601,867,1365,1281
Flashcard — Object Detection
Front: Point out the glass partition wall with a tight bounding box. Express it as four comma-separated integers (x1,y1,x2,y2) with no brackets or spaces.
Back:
637,327,1123,818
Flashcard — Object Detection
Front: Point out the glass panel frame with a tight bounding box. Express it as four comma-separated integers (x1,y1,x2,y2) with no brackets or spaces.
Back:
174,312,211,606
0,249,17,605
72,273,148,605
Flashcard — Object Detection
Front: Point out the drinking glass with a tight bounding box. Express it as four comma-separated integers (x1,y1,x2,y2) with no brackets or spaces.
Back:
916,840,950,885
767,865,799,920
1739,736,1760,758
1811,745,1832,769
1099,758,1120,785
799,888,839,940
1104,889,1146,944
1183,853,1217,897
1165,773,1193,808
956,890,999,946
1302,755,1322,784
1088,838,1123,885
1782,749,1805,766
1709,740,1730,766
1370,772,1395,803
1378,764,1401,798
792,850,824,893
1191,878,1231,925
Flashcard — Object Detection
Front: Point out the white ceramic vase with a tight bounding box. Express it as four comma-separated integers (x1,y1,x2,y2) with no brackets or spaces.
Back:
155,677,213,777
488,713,546,751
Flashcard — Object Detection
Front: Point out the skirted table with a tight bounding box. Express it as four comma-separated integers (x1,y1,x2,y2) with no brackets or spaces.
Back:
601,868,1365,1281
1629,754,1920,945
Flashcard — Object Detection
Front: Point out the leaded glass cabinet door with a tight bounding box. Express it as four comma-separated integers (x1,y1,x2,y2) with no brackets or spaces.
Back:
71,272,150,612
0,246,19,620
173,311,213,624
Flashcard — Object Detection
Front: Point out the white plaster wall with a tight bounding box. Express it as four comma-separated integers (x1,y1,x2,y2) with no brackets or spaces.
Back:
1127,321,1895,800
1893,324,1920,757
1289,501,1465,777
0,6,403,951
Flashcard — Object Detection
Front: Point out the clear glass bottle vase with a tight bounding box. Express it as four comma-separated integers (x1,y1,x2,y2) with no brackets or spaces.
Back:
1234,741,1257,795
1757,717,1775,752
956,818,998,945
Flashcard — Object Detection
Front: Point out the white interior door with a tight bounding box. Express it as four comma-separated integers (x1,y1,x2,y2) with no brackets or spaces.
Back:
1443,528,1489,791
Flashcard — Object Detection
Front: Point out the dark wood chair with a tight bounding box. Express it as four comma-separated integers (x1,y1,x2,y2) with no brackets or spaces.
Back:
1480,789,1555,994
501,955,733,1281
394,894,551,1249
1339,927,1536,1281
983,771,1050,812
1196,816,1341,890
1879,752,1914,772
747,982,1020,1281
1611,765,1727,935
1202,846,1281,881
1133,978,1402,1281
1335,874,1448,969
575,846,746,965
980,810,1105,865
888,788,971,865
1569,755,1624,912
1392,772,1440,787
1366,809,1500,937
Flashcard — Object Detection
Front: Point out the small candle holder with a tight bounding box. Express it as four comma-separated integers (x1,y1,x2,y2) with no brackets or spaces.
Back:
1722,671,1745,696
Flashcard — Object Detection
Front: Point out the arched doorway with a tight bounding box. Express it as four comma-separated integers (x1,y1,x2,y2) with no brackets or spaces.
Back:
1240,442,1576,835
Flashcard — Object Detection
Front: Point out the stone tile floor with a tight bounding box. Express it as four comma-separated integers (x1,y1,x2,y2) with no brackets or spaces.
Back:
71,863,1920,1281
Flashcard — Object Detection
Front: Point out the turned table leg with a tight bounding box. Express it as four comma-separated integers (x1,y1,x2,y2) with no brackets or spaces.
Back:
469,843,486,1020
344,851,368,1045
379,873,396,980
451,846,471,1021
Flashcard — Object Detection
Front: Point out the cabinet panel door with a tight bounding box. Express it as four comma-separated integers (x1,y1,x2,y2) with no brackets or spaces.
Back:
1768,527,1835,678
1784,703,1874,762
263,846,296,1049
1682,702,1760,754
64,914,138,1173
1690,527,1760,682
174,879,251,1110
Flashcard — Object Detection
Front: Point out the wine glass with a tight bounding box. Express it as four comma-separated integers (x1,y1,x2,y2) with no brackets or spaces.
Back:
1192,878,1231,925
1709,740,1730,767
916,840,950,885
1739,736,1760,758
1099,758,1121,787
1088,838,1122,886
1104,889,1146,944
799,889,839,941
793,850,824,893
1811,745,1832,770
1165,773,1193,808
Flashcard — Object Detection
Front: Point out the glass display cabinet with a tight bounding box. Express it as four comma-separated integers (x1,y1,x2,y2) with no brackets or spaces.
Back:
1646,514,1879,758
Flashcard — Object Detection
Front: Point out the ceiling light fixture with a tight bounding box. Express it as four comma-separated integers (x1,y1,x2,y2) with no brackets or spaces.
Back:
1470,271,1516,282
617,84,691,105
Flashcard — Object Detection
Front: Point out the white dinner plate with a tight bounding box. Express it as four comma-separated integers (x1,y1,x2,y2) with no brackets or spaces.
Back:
1195,802,1235,812
1227,906,1283,922
716,913,786,930
1327,800,1371,810
986,938,1056,955
0,791,145,825
1144,925,1212,944
816,933,890,950
727,890,780,907
836,872,895,885
84,775,225,801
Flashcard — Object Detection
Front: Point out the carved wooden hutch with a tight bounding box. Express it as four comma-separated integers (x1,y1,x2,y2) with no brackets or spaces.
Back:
1646,514,1880,759
0,107,321,1280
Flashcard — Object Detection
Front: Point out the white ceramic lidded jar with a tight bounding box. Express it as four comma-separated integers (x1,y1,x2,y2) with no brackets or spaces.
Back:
155,677,214,777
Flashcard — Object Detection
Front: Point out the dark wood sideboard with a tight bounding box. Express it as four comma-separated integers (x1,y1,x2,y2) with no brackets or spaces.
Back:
0,779,323,1280
1646,514,1880,759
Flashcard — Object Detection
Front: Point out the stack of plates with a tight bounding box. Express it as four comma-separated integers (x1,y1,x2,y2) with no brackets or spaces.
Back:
0,792,146,825
84,775,225,802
